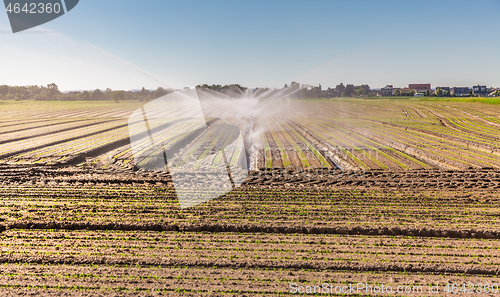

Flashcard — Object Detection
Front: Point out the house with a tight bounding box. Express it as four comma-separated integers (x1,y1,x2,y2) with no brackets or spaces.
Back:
451,87,470,96
381,85,394,96
408,84,431,94
473,85,488,97
489,89,499,97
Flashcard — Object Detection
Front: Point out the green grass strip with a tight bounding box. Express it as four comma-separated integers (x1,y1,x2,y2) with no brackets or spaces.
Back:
267,121,291,168
316,120,406,170
282,121,330,168
296,120,368,169
272,120,310,169
261,132,272,169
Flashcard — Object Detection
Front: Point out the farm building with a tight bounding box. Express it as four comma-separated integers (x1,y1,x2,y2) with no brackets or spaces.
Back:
408,84,431,93
473,85,488,96
451,87,470,96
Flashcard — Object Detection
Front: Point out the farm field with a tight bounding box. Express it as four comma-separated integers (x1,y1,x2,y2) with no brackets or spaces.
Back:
4,98,500,171
2,98,500,295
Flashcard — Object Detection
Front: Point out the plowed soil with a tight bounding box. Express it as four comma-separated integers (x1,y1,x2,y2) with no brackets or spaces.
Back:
1,164,500,296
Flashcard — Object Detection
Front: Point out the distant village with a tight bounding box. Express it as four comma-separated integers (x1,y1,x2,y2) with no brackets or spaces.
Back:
323,83,500,98
1,82,500,101
377,84,498,97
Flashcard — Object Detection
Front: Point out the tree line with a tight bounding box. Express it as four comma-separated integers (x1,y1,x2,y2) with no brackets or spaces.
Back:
0,84,174,102
332,83,371,97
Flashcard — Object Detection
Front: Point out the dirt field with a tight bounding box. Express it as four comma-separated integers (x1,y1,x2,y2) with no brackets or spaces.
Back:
2,98,500,295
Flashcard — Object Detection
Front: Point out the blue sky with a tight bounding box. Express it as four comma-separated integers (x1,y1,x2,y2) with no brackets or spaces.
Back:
1,0,500,91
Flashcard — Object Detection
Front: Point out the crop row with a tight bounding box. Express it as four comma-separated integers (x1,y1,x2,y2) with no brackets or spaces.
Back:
9,229,500,251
